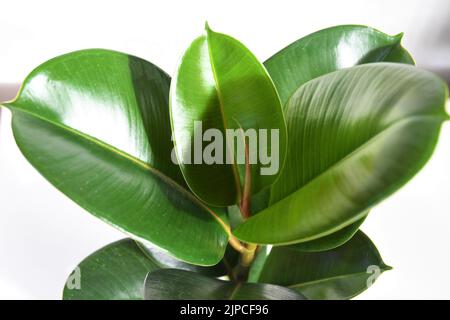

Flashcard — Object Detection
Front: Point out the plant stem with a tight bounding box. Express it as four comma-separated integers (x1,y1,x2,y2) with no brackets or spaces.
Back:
240,139,251,219
240,243,257,267
230,139,258,281
228,235,247,253
226,137,258,280
232,243,257,282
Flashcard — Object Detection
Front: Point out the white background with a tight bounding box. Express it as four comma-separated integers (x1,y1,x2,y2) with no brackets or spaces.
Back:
0,0,450,299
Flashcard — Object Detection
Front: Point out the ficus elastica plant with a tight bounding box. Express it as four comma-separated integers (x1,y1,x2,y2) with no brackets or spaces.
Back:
1,23,448,300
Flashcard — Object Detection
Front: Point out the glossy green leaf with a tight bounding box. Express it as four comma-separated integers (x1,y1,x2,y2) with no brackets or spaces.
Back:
264,25,414,106
234,63,448,244
3,49,229,265
170,24,287,206
231,25,414,239
63,239,238,300
235,25,415,243
291,215,366,252
144,269,305,300
258,231,390,299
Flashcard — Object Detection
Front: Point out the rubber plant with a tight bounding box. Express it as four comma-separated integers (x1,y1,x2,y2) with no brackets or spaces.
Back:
1,24,448,300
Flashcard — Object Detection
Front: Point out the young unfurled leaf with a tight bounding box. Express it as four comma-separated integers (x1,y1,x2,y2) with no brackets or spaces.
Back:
170,24,287,206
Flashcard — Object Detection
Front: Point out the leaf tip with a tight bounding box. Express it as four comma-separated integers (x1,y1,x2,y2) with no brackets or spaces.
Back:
382,264,393,272
204,21,212,32
393,32,404,42
0,102,12,111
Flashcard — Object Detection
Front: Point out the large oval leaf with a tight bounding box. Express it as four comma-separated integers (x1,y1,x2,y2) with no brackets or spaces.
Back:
170,24,287,206
264,25,414,106
234,63,448,244
63,239,238,300
237,25,415,248
258,231,390,299
3,49,229,265
144,269,305,300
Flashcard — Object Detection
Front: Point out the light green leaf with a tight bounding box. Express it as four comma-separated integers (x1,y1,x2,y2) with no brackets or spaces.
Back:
170,24,287,206
3,49,229,265
144,269,305,300
258,231,390,299
234,63,448,245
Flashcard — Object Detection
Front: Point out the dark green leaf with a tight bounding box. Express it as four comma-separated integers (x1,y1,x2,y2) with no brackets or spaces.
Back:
264,25,414,106
234,63,448,245
258,231,390,299
4,49,229,265
63,239,159,300
144,269,305,300
170,24,287,206
63,239,239,300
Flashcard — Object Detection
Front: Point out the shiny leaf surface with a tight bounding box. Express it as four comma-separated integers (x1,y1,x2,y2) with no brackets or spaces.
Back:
63,239,159,300
144,269,305,300
63,239,238,300
264,25,414,106
4,49,229,265
258,231,390,299
170,24,287,206
235,25,415,242
234,63,448,244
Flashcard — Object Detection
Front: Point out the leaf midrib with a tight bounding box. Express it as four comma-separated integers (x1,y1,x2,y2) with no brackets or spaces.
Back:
270,113,446,208
4,103,230,234
205,32,242,200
